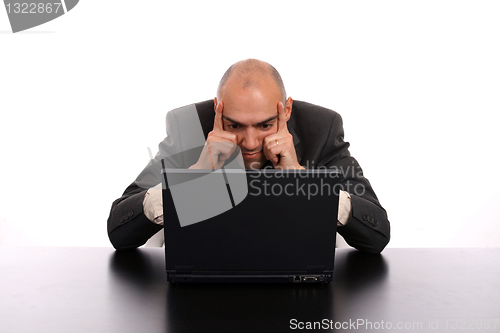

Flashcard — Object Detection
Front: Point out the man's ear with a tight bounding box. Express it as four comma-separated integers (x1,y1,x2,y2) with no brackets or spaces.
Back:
285,97,293,121
213,97,218,112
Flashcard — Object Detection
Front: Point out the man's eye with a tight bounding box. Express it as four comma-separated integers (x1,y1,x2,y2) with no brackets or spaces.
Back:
228,124,239,130
261,124,273,129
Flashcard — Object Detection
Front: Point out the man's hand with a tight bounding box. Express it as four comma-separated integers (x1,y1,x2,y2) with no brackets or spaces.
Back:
263,102,304,169
190,101,238,170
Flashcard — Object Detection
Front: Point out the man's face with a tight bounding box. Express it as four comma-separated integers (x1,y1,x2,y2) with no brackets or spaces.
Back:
216,78,292,169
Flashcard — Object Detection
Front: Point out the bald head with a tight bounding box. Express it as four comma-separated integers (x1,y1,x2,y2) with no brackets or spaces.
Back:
216,59,287,104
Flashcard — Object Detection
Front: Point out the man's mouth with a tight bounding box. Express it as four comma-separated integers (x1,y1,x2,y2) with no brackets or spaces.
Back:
242,151,262,159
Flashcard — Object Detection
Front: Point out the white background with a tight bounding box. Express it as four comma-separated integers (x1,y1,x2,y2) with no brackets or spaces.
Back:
1,0,499,247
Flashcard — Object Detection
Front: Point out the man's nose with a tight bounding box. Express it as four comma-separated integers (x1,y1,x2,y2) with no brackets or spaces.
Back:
240,128,260,151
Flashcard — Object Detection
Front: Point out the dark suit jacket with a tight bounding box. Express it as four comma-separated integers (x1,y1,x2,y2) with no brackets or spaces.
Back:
107,100,390,253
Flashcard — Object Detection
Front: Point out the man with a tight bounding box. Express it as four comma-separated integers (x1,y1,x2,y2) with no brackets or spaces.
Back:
108,59,390,253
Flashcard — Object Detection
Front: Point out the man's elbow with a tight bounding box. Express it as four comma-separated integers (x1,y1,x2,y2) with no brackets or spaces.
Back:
108,229,142,251
339,221,390,255
354,233,390,255
107,214,163,251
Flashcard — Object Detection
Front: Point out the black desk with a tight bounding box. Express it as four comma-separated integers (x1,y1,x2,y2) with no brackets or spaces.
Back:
1,247,499,332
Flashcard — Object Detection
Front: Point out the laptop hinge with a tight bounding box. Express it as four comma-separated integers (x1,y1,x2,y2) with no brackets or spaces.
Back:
175,265,194,273
306,266,325,274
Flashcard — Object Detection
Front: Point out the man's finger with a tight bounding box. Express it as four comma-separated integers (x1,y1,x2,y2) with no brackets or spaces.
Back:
277,101,288,133
213,101,224,131
263,135,281,165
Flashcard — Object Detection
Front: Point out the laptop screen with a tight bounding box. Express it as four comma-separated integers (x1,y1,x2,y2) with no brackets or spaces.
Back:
162,168,340,282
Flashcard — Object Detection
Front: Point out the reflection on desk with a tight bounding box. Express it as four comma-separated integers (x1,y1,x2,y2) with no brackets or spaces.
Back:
1,247,499,332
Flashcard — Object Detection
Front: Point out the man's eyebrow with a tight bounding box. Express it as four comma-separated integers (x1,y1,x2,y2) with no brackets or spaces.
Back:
222,115,278,126
257,115,278,125
222,115,241,125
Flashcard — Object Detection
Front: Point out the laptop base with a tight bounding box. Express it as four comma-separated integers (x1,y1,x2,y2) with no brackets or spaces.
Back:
167,272,333,284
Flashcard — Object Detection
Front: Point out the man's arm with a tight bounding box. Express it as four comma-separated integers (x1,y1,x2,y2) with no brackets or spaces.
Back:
318,111,390,254
333,156,390,254
107,104,206,250
107,182,163,250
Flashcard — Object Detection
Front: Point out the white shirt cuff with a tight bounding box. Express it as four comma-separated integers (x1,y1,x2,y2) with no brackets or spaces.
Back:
337,190,352,226
142,183,164,225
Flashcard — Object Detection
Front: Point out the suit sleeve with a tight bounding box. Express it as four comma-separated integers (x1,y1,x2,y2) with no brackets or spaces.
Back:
320,113,390,254
107,182,163,250
107,111,187,250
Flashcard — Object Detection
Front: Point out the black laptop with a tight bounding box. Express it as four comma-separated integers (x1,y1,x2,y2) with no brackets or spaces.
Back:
161,165,340,283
